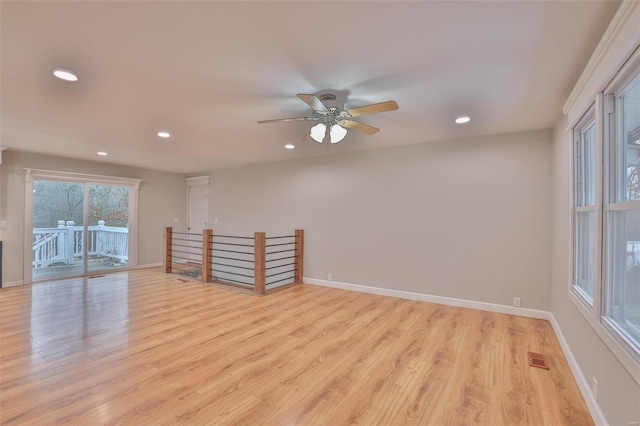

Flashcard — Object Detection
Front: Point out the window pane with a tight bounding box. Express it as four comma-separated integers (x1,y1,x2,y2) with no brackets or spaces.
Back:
32,180,85,281
583,123,596,205
575,121,596,207
606,209,640,342
621,76,640,201
87,184,130,273
575,210,595,302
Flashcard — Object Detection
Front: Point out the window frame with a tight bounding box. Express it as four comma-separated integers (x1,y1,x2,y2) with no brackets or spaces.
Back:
571,107,599,308
569,47,640,384
601,63,640,360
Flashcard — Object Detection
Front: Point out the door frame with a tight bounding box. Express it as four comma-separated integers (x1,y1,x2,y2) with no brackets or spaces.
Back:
186,175,209,233
186,176,210,264
24,168,141,284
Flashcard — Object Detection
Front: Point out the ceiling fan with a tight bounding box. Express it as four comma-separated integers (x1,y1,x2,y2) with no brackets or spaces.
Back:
258,93,399,144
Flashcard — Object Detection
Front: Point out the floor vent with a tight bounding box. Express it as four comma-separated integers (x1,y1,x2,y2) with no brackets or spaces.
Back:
528,352,549,370
175,278,189,283
88,275,105,279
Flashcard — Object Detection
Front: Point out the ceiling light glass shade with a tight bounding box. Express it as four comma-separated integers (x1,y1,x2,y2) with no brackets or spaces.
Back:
310,123,326,143
53,69,78,81
455,116,471,124
284,144,295,149
157,131,171,138
329,124,347,143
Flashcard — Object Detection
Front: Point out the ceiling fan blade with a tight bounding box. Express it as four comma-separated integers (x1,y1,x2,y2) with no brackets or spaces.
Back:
303,133,312,141
346,100,399,117
297,94,329,112
342,120,379,135
258,117,315,124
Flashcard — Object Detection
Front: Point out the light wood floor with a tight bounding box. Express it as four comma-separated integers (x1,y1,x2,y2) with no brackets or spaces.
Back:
0,268,592,425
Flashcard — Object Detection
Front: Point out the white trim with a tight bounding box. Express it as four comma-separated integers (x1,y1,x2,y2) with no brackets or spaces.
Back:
24,168,142,189
604,201,640,211
2,280,24,288
549,313,609,426
24,177,33,284
576,205,597,213
0,147,6,164
303,277,549,320
563,1,640,128
136,262,163,269
186,175,210,187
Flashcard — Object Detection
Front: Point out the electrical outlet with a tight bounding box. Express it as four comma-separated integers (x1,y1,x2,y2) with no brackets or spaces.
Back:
0,220,6,228
328,273,332,281
513,297,521,307
214,217,218,224
592,377,598,401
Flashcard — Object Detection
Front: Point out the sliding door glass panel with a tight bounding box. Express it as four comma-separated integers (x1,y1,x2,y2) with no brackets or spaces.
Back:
87,184,130,273
32,180,85,281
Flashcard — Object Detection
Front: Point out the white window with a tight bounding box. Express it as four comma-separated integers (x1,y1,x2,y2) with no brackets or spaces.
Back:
573,110,597,305
603,71,640,356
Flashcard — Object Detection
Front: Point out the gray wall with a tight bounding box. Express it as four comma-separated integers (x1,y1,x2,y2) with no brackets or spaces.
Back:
207,129,552,310
0,150,187,283
551,117,640,425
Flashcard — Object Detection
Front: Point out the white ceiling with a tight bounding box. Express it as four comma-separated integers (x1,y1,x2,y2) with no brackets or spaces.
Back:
1,1,620,174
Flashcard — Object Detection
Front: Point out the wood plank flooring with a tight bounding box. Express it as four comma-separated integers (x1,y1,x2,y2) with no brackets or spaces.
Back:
0,268,592,425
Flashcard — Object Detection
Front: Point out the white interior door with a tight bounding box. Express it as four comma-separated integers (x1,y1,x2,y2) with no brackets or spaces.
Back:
187,177,209,263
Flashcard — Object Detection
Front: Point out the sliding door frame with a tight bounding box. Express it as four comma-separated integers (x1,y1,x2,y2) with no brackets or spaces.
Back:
24,169,141,284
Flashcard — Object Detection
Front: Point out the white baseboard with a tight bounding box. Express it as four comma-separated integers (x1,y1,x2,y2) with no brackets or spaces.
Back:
303,277,549,320
549,314,608,426
136,263,163,269
2,280,24,288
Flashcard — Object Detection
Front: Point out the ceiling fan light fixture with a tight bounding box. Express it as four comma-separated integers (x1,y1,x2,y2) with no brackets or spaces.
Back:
330,124,347,143
310,123,326,143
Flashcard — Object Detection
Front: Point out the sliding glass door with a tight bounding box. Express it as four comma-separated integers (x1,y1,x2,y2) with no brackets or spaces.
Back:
87,184,130,273
31,179,131,281
32,180,86,280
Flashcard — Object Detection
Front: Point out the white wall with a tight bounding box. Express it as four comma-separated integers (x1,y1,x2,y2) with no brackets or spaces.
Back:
207,130,552,310
0,150,187,283
551,117,640,425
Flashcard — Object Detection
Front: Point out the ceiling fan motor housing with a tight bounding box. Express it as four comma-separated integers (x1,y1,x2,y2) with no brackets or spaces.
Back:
318,93,343,111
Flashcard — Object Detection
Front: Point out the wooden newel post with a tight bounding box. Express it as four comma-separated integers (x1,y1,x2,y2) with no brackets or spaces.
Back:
164,227,172,273
202,229,213,283
294,229,304,283
254,232,266,295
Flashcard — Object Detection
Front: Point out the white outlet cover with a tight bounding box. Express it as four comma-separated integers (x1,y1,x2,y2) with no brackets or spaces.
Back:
0,220,7,228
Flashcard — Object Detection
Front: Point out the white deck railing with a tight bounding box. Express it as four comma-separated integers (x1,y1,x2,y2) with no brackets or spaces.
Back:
32,220,128,268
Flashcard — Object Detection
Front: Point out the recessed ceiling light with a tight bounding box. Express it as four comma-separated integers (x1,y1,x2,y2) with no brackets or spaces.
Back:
455,116,471,124
284,144,295,149
157,131,171,138
53,69,78,81
97,151,108,156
